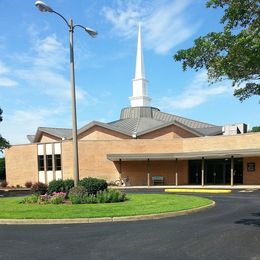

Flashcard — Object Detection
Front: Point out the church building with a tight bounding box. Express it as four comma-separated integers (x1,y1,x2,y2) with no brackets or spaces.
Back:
5,25,260,187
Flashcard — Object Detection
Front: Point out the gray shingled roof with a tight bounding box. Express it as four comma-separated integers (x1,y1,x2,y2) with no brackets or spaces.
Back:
31,127,72,143
27,135,35,143
108,107,222,137
29,107,223,143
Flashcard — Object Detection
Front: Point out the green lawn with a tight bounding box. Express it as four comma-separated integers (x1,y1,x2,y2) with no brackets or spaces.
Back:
0,194,213,219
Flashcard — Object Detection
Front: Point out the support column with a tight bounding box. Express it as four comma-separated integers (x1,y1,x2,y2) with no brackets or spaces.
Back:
175,159,178,186
231,156,234,186
119,159,122,187
147,159,150,187
201,157,205,187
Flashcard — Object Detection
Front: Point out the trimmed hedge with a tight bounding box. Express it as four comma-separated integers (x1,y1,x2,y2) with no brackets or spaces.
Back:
79,177,108,195
47,179,74,194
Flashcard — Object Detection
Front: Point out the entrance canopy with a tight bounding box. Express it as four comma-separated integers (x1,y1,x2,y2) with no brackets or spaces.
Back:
107,148,260,161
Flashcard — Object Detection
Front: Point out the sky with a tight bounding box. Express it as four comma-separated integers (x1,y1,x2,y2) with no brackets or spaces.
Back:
0,0,259,145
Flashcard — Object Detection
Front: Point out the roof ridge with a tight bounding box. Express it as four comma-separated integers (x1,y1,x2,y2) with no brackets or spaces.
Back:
38,127,72,130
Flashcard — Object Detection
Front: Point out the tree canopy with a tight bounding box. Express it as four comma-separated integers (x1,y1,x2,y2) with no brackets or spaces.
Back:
251,126,260,132
174,0,260,101
0,108,10,153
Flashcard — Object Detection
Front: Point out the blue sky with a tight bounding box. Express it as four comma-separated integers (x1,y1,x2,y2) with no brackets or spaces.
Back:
0,0,259,145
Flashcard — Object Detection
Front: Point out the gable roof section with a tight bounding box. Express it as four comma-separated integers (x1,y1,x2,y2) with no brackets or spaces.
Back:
77,121,132,138
32,127,72,143
27,135,35,143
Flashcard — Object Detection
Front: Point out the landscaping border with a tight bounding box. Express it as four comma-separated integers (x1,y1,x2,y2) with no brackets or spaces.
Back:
0,201,215,225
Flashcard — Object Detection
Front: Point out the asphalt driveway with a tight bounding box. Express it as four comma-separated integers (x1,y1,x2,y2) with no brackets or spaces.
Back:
0,190,259,260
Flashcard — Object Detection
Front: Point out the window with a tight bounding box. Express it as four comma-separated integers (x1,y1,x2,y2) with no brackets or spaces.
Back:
55,154,61,171
46,155,53,171
38,155,44,171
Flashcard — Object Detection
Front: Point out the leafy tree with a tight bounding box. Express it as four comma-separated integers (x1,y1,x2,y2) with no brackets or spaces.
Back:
174,0,260,101
0,108,10,153
251,126,260,132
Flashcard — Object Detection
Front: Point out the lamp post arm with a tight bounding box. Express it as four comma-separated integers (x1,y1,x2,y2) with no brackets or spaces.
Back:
52,10,70,28
73,24,86,31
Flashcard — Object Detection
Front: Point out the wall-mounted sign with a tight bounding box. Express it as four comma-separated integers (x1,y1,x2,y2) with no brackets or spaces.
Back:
247,162,255,172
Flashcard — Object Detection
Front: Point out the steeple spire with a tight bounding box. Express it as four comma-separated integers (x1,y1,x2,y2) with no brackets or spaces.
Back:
135,23,145,79
130,23,151,107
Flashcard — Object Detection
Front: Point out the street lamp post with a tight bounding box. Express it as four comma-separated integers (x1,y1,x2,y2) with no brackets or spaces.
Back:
35,1,97,186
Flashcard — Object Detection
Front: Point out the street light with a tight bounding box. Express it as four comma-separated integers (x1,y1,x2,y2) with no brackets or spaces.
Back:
35,1,97,186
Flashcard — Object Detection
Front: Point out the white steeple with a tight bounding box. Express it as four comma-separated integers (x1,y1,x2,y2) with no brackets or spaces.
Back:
129,23,151,107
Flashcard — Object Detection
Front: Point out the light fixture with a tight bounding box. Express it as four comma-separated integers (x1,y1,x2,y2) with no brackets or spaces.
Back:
35,1,53,12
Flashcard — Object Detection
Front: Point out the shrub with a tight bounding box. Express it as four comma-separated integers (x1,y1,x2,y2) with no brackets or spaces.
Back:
48,179,64,194
82,189,126,204
25,181,32,188
63,179,74,193
83,193,98,204
31,182,48,195
97,189,126,203
38,194,51,204
68,186,87,204
0,180,8,188
21,194,39,204
50,192,66,204
79,177,108,195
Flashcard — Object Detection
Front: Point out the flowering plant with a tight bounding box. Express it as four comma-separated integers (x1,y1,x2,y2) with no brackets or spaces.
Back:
50,192,66,204
38,194,51,204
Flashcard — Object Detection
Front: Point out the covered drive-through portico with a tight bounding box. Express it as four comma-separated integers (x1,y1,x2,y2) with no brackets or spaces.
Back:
107,149,260,187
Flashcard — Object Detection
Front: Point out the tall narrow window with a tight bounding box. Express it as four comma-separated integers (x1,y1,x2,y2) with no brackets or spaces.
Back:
38,155,44,171
46,155,53,171
55,154,61,171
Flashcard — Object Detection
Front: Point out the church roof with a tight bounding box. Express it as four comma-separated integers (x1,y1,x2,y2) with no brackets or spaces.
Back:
107,107,222,137
28,107,223,143
28,127,72,143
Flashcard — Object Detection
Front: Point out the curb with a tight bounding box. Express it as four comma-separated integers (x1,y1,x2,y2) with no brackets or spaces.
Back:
0,201,215,225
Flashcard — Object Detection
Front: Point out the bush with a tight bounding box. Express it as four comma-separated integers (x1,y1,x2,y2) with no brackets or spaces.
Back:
63,179,74,193
25,181,32,188
82,189,126,204
0,180,8,188
31,182,48,195
50,192,66,204
97,189,126,203
38,194,51,204
48,179,64,194
68,186,87,204
47,179,74,194
79,177,108,195
21,194,39,204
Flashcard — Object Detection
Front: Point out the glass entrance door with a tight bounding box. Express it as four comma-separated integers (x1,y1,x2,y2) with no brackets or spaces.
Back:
189,158,243,185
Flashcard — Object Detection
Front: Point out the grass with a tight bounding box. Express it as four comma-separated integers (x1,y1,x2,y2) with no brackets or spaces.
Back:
0,194,213,219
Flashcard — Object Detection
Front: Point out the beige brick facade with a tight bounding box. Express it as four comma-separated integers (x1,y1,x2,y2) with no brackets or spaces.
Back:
5,128,260,186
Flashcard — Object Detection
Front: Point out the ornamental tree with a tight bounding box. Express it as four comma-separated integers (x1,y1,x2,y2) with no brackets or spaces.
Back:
174,0,260,101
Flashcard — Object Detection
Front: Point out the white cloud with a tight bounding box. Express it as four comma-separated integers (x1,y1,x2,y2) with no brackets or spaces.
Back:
1,107,64,145
102,0,200,54
157,71,231,110
0,77,18,87
33,34,67,70
13,32,97,103
0,60,18,87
